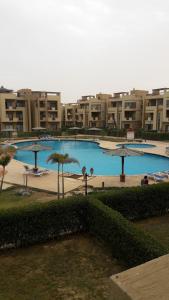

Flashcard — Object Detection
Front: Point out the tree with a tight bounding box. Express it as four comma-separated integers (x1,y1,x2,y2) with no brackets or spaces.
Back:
0,145,16,157
0,154,11,191
60,154,79,198
47,153,63,199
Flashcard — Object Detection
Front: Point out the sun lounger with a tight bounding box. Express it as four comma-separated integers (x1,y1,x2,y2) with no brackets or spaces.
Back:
32,169,50,176
24,166,50,176
147,173,166,182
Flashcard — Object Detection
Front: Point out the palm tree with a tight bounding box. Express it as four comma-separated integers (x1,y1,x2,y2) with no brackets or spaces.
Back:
0,145,16,157
47,153,63,199
0,153,11,191
60,154,79,198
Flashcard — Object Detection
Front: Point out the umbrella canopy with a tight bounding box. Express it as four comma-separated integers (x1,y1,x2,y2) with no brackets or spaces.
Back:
104,145,143,157
88,127,102,131
104,145,143,182
19,143,52,170
68,127,82,130
32,127,46,131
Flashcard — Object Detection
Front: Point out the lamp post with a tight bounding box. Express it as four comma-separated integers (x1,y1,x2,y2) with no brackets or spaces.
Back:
82,166,94,195
84,172,88,195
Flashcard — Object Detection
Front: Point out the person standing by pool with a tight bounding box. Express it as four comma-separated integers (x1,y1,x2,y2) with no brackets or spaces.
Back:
82,166,86,179
141,175,149,186
90,167,94,176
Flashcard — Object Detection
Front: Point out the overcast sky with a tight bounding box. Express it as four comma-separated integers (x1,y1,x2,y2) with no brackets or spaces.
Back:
1,0,169,102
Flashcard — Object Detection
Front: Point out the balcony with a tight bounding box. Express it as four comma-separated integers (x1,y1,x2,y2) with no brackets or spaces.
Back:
48,117,57,122
124,106,136,110
145,117,153,124
48,106,57,111
107,107,118,113
6,106,15,110
5,117,13,122
145,106,157,112
124,117,136,121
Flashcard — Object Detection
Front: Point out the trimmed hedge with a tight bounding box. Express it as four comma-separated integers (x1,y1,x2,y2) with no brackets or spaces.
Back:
87,199,167,267
136,130,169,141
0,196,88,248
17,130,62,138
92,183,169,220
0,188,168,267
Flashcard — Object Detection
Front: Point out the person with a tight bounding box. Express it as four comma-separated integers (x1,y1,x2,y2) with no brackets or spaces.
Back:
144,175,149,185
141,175,149,186
82,166,86,178
90,167,94,176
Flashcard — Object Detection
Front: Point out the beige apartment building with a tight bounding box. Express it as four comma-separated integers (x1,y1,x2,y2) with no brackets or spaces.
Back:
2,85,169,133
143,88,169,132
0,86,30,132
65,93,112,128
30,90,61,130
0,87,62,133
63,103,78,127
107,89,148,130
64,88,169,132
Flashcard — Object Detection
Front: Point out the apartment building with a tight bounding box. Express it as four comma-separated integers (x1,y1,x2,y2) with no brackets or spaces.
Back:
143,88,169,132
0,86,29,132
31,90,61,130
74,93,112,128
0,87,62,133
106,89,148,130
64,103,78,127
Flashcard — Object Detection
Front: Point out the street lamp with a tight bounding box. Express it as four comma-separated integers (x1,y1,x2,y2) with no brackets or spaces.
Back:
82,166,94,195
84,172,88,195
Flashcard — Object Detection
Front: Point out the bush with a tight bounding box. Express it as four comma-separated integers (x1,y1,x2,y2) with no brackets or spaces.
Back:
91,183,169,220
135,129,169,141
17,130,62,138
0,196,88,248
87,199,167,267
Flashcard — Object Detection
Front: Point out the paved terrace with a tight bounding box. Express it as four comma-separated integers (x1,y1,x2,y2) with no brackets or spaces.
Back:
2,138,169,193
111,254,169,300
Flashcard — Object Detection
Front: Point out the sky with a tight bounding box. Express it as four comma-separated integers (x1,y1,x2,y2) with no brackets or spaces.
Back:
1,0,169,102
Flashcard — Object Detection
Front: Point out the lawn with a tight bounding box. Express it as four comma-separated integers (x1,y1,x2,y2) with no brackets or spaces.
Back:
0,234,125,300
135,214,169,248
0,188,57,210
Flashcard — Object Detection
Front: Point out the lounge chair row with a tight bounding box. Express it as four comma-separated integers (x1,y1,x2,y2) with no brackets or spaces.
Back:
147,171,169,182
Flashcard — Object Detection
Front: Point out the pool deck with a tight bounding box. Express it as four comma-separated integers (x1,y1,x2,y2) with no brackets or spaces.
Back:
2,138,169,194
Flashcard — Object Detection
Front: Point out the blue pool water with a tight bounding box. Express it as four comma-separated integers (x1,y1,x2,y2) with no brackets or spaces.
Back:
116,143,156,148
14,140,169,175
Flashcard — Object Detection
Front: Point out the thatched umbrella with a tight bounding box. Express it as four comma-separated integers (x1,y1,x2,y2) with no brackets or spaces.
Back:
103,145,144,182
32,127,46,131
19,143,52,171
88,127,102,135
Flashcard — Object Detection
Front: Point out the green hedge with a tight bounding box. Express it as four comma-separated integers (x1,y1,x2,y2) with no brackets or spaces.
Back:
136,130,169,141
17,130,62,138
0,197,88,248
91,183,169,220
87,199,167,267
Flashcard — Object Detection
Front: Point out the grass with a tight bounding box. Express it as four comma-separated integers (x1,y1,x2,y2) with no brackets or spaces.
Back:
0,234,125,300
135,214,169,248
0,188,57,210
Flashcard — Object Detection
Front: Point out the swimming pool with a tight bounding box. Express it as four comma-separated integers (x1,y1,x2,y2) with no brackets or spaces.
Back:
116,143,156,148
14,140,169,175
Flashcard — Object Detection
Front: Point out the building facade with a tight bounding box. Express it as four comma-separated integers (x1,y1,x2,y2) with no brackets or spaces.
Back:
1,86,169,133
0,87,62,133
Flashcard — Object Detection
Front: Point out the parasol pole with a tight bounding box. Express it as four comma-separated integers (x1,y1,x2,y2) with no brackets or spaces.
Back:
34,151,38,171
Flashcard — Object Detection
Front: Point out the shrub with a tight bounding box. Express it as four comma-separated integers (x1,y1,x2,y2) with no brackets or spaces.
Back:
135,129,169,141
91,183,169,220
87,199,167,267
0,196,88,248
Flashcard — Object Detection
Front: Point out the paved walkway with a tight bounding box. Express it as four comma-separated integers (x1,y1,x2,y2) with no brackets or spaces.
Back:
2,138,169,194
